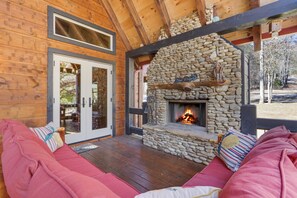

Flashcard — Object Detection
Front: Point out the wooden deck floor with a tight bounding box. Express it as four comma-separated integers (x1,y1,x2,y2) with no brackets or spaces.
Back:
80,135,205,193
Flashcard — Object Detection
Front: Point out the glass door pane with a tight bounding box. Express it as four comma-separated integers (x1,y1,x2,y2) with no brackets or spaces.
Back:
92,67,107,130
59,61,81,133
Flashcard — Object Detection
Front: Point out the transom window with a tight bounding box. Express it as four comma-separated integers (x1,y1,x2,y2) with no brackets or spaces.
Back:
48,6,115,54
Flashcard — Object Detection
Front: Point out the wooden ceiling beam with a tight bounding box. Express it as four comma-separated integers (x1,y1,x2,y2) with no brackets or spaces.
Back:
123,0,150,45
100,0,132,50
250,0,262,51
232,25,297,45
252,25,262,51
127,0,297,57
195,0,207,26
155,0,171,37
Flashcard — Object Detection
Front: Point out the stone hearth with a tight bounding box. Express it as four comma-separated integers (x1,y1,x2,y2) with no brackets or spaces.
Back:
143,13,242,164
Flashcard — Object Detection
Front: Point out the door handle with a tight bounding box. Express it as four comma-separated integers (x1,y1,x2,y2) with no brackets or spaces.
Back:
82,97,85,108
89,97,92,107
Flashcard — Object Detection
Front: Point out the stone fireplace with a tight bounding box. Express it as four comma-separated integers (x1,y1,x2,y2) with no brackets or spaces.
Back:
143,13,242,164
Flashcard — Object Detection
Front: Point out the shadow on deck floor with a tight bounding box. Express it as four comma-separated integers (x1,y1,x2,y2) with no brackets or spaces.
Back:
80,135,205,193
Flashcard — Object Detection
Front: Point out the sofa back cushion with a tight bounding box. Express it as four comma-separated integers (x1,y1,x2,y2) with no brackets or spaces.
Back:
0,120,53,156
1,120,119,197
27,160,119,198
220,126,297,198
1,129,55,197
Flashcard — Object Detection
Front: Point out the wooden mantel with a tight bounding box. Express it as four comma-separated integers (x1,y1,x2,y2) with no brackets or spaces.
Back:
148,79,231,91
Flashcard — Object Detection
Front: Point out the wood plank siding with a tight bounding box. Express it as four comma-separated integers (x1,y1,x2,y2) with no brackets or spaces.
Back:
80,136,205,193
0,0,126,135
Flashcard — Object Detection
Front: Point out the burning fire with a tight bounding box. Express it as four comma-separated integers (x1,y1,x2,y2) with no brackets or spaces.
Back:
176,108,198,125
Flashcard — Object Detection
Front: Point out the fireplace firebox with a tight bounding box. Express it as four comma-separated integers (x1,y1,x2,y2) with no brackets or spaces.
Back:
168,100,207,127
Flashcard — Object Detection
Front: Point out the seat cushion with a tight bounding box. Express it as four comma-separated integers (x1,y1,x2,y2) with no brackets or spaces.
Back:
54,144,105,177
183,157,233,189
94,173,140,198
53,144,80,161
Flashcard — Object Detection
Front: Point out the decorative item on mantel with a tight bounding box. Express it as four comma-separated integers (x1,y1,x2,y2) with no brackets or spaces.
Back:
213,62,225,82
148,76,230,91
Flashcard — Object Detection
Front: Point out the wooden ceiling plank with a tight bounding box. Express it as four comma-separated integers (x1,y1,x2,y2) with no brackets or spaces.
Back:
195,0,207,26
123,0,151,45
155,0,171,37
127,0,297,57
99,0,132,50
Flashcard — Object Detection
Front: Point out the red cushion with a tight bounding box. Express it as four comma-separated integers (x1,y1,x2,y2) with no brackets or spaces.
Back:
241,127,297,166
1,129,55,197
94,173,140,198
54,144,80,160
27,160,119,198
220,126,297,197
0,120,54,156
256,125,291,145
183,157,233,188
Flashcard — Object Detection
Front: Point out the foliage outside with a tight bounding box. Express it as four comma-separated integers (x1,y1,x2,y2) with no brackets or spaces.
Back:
240,34,297,120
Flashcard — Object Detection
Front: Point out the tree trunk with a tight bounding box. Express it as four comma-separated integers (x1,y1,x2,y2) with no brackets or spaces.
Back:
259,48,265,103
283,53,290,87
267,74,272,103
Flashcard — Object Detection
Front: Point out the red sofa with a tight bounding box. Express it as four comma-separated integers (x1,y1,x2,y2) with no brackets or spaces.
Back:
0,120,139,198
2,120,296,198
184,126,297,197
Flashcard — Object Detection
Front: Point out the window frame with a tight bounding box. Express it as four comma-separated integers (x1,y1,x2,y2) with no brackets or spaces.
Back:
48,6,116,54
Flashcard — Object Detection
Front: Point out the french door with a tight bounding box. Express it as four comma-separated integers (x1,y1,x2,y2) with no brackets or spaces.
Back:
53,54,113,144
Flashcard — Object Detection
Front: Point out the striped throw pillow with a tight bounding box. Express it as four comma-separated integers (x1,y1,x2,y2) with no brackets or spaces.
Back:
216,128,257,172
30,122,59,152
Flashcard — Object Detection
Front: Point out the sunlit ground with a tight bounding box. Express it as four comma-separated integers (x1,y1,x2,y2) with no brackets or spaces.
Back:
256,103,297,120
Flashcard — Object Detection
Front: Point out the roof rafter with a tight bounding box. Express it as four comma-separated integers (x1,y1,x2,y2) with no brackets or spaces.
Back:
127,0,297,57
195,0,207,26
154,0,171,37
100,0,132,50
123,0,151,45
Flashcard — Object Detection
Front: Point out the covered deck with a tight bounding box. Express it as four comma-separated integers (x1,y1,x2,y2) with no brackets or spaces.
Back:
79,136,205,193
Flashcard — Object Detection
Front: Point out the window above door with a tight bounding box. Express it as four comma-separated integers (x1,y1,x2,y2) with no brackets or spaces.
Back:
48,6,116,54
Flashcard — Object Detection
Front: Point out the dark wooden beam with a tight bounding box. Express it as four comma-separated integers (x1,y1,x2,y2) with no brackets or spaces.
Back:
155,0,171,37
250,0,262,51
257,118,297,132
127,0,297,57
123,0,150,45
195,0,207,26
232,25,297,45
252,25,262,51
100,0,132,50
